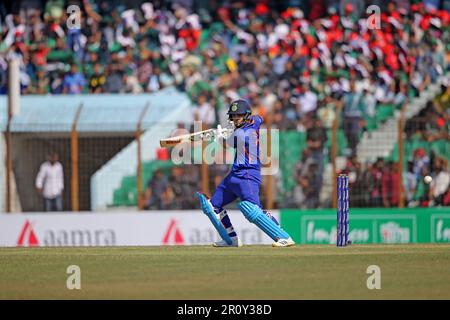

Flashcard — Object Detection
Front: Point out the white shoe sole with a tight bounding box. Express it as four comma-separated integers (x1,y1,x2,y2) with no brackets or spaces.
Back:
272,239,295,247
212,239,243,247
212,243,243,247
272,243,295,247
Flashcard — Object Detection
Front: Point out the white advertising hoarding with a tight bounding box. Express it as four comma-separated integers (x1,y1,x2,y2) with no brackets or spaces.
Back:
0,210,279,247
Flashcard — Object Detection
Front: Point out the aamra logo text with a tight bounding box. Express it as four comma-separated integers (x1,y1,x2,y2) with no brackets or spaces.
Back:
16,220,116,246
17,220,39,246
162,219,185,245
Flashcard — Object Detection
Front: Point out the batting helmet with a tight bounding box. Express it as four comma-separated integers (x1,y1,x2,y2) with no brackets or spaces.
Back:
227,99,252,119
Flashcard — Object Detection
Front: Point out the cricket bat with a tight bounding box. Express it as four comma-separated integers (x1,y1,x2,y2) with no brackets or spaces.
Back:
159,129,215,147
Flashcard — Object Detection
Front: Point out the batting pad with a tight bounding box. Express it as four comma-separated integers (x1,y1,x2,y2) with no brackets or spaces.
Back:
239,201,290,241
196,192,233,245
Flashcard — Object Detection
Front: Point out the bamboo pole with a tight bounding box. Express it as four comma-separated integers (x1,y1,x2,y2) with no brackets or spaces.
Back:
70,104,83,212
398,103,406,208
265,112,274,210
201,123,209,196
331,103,339,209
6,59,20,213
5,115,12,213
136,103,150,210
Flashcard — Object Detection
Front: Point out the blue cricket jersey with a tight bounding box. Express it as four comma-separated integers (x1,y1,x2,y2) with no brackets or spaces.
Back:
227,115,262,183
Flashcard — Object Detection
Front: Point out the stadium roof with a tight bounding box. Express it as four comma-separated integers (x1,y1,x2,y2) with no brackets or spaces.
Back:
0,87,191,133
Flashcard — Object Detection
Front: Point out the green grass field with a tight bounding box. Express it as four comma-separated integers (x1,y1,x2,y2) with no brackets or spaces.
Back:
1,244,450,299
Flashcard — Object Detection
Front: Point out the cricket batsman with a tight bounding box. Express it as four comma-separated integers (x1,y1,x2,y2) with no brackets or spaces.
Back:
196,99,295,247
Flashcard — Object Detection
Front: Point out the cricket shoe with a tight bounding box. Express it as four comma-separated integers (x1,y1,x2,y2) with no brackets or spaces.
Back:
272,237,295,247
213,236,243,247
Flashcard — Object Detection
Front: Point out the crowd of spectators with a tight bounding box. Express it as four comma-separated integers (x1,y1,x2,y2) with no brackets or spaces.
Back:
340,152,450,208
289,78,449,209
1,1,448,118
143,166,200,210
0,0,449,209
289,115,327,209
340,88,450,209
406,91,450,142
